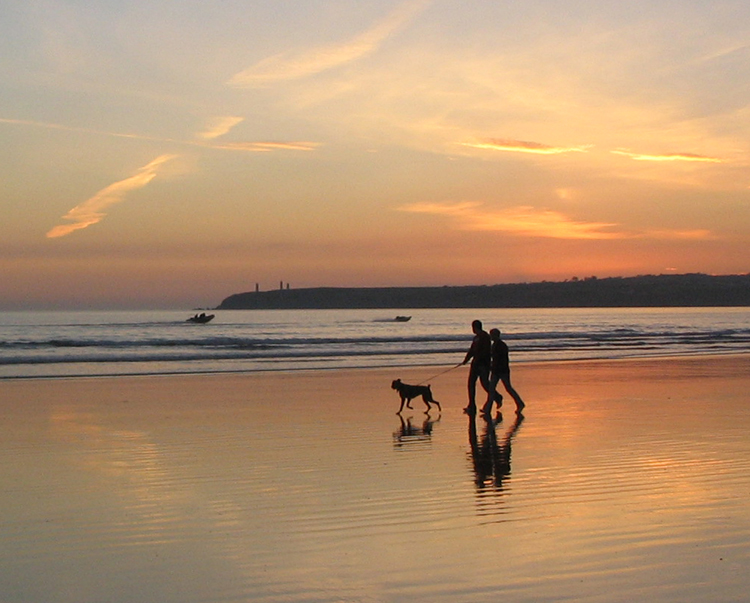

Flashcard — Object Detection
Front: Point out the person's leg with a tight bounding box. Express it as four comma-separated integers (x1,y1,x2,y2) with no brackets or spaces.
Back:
501,375,524,411
479,365,493,397
482,374,501,414
466,369,478,411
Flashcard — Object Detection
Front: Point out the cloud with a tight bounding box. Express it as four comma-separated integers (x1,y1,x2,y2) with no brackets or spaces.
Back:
398,202,716,241
46,154,177,239
695,42,750,65
1,116,320,155
611,149,723,163
643,229,714,240
0,116,164,142
461,138,591,155
197,116,245,140
400,202,620,239
227,0,431,88
197,141,320,152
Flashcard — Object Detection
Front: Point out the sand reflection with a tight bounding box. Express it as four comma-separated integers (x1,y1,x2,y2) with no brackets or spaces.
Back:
4,359,750,603
393,413,441,449
467,411,524,510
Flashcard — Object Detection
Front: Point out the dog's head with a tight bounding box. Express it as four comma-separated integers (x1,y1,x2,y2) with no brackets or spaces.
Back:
391,379,402,390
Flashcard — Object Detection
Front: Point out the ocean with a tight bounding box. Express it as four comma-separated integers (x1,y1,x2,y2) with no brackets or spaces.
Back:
2,307,749,379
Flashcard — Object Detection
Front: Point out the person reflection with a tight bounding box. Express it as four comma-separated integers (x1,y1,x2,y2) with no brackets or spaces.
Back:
393,414,440,449
467,410,524,494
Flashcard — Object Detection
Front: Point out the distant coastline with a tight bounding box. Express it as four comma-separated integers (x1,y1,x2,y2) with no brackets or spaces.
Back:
216,273,750,310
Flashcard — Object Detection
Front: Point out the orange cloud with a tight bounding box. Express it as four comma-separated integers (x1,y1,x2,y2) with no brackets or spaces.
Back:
611,149,723,163
398,202,716,241
227,0,431,88
461,138,591,155
199,141,320,152
400,202,619,239
1,116,319,155
0,116,167,143
197,116,244,140
643,229,714,240
46,154,177,239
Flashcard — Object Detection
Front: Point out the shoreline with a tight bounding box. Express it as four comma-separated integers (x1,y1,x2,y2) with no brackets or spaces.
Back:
1,350,748,383
0,351,750,393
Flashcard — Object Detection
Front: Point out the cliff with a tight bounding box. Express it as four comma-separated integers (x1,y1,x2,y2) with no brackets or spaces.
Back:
216,273,750,310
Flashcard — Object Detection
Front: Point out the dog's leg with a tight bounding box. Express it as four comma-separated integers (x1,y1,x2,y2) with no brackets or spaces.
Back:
398,396,407,413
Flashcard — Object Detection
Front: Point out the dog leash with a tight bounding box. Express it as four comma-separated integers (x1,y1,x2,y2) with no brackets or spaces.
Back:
416,362,463,386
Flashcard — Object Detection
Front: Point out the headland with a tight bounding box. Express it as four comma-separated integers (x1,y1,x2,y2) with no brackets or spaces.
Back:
216,273,750,310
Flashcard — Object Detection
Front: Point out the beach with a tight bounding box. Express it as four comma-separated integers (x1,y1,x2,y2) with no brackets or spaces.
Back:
2,355,750,602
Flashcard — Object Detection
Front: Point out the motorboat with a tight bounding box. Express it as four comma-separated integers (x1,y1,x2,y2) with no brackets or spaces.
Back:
187,313,215,324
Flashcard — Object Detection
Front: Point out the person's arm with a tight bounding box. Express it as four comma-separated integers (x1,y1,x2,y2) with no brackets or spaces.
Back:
463,340,475,364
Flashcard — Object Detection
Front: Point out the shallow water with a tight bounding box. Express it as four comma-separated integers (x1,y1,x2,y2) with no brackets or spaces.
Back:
1,360,750,602
3,307,750,378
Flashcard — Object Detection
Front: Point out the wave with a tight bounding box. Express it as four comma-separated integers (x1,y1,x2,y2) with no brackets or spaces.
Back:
4,326,750,349
2,327,750,368
2,309,749,378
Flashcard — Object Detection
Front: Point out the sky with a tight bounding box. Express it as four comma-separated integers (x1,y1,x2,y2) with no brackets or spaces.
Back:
2,0,750,309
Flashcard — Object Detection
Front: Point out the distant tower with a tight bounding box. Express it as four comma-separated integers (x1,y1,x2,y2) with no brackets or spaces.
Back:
280,281,283,290
255,283,259,293
286,283,290,290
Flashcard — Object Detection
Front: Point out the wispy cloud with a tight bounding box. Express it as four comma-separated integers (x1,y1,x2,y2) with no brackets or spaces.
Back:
461,138,591,155
197,116,244,140
191,115,318,151
198,141,320,152
400,202,620,239
611,149,723,163
642,229,714,240
0,116,165,142
46,154,177,239
227,0,431,88
398,202,715,241
695,42,750,65
1,116,320,154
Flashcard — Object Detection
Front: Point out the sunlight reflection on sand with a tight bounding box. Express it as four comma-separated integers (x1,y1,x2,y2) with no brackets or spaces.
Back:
1,356,750,602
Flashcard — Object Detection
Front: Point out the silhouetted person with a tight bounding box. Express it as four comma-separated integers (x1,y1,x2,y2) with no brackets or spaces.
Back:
482,328,525,415
462,319,492,413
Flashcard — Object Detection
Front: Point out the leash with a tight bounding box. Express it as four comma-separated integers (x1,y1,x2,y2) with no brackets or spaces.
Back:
416,362,463,386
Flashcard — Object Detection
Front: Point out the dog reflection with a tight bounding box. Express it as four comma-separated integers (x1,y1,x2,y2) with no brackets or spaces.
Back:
393,414,440,448
468,411,524,492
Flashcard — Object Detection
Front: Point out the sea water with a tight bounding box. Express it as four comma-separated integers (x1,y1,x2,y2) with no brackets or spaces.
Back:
1,307,749,378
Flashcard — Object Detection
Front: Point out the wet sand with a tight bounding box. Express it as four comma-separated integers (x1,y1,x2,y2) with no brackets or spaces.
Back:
2,355,750,602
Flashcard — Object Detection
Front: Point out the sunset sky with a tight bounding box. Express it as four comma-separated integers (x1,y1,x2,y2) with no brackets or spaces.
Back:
2,0,750,309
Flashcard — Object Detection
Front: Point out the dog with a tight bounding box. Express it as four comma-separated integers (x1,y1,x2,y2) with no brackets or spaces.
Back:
391,379,441,413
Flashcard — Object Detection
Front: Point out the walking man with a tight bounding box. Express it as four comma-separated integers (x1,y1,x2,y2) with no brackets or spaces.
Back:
482,328,525,415
462,320,493,413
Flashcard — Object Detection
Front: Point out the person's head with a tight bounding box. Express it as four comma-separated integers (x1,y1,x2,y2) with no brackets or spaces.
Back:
471,319,483,333
489,328,500,341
